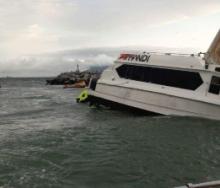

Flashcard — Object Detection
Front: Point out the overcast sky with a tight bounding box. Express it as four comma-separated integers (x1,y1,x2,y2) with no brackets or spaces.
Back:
0,0,220,76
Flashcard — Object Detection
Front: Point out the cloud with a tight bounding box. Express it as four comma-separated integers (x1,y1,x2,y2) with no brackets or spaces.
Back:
25,24,44,39
72,0,220,31
0,0,220,76
0,45,200,77
0,48,116,77
0,0,79,57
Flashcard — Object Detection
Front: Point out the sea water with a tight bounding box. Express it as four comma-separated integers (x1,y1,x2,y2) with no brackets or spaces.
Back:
0,78,220,188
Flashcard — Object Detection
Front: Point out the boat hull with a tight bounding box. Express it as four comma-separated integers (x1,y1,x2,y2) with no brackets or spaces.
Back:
89,83,220,120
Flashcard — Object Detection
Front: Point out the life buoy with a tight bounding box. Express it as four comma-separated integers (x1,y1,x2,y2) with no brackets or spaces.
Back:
76,90,89,103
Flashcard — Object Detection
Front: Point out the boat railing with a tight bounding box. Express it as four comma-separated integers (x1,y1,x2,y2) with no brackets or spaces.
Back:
174,180,220,188
136,51,206,58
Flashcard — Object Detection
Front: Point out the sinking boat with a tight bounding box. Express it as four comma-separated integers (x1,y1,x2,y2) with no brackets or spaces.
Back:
87,30,220,120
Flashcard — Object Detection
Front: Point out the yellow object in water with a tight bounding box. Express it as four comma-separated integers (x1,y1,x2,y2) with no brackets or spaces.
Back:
76,90,89,103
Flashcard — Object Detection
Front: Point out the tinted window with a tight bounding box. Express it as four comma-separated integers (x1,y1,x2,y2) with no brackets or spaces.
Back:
215,67,220,72
209,76,220,95
116,64,203,90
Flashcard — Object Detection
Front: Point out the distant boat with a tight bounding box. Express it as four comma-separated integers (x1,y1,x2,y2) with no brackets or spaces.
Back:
64,80,87,89
87,30,220,120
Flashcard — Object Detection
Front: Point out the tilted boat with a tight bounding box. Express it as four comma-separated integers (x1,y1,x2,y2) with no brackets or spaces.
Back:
87,30,220,120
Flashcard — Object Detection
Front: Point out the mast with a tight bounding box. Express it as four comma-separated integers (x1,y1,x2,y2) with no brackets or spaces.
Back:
76,64,80,73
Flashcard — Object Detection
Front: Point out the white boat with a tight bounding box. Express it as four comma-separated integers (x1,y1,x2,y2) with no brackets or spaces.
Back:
88,30,220,120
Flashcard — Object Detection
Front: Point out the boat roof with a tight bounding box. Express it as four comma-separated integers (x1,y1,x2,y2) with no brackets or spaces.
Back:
115,52,207,70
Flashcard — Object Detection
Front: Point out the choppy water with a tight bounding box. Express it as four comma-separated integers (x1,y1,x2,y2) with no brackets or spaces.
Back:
0,78,220,188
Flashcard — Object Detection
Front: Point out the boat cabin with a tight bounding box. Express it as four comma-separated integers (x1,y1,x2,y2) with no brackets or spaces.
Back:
114,52,220,97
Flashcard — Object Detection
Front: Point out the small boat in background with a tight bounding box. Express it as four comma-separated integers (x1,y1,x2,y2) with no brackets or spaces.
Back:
64,80,87,89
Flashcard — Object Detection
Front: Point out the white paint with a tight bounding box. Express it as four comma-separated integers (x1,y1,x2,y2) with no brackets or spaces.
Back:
89,51,220,120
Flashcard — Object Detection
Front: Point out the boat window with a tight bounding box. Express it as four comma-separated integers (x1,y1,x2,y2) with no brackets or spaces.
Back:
215,67,220,72
116,64,203,90
209,76,220,95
